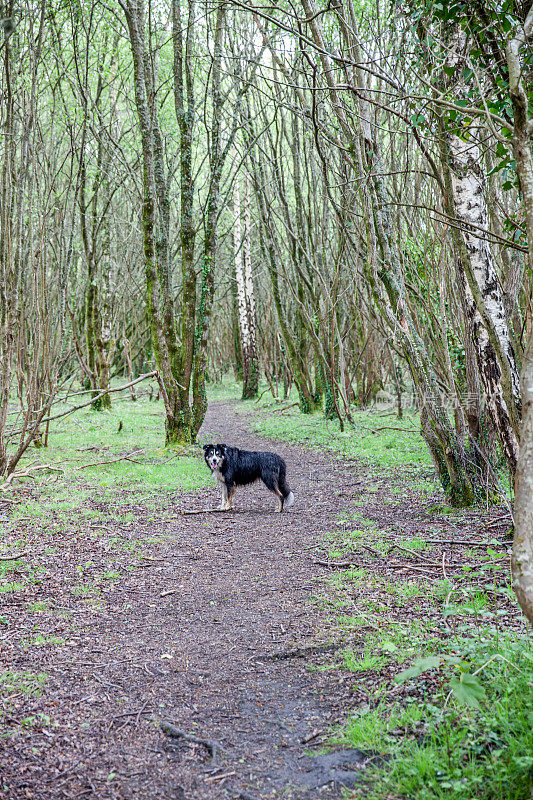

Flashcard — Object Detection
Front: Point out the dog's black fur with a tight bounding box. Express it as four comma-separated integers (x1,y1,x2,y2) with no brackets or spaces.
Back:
203,443,295,512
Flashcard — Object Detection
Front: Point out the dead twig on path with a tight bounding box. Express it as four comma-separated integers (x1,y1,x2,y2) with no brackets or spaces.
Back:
301,728,325,744
204,771,236,783
315,559,355,569
482,515,512,530
381,534,507,548
0,552,28,561
159,721,226,759
386,563,438,574
388,543,440,564
181,508,229,515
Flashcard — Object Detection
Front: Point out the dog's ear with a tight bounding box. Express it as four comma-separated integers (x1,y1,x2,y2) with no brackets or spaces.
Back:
202,444,210,452
217,443,227,454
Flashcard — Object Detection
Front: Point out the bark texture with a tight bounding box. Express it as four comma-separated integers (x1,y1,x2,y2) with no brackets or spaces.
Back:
508,10,533,624
233,167,259,400
512,334,533,625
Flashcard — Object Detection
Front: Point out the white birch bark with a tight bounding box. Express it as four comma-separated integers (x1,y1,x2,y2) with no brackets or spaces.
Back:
447,130,521,435
242,169,258,389
233,170,249,350
439,27,521,472
233,164,258,398
508,12,533,624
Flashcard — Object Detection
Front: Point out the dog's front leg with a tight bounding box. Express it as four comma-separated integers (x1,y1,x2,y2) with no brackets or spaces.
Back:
226,485,236,510
218,483,228,510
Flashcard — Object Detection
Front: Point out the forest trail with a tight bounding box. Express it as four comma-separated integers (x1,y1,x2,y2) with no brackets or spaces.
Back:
2,401,374,800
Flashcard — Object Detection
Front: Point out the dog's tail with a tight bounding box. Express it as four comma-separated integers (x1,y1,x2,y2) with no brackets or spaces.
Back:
279,462,295,508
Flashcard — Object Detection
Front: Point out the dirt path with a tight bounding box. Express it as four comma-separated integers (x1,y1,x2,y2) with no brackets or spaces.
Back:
1,401,369,800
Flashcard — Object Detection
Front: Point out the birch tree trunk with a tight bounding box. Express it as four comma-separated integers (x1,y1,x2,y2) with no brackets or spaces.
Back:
234,167,258,399
434,26,521,476
438,124,520,473
508,9,533,624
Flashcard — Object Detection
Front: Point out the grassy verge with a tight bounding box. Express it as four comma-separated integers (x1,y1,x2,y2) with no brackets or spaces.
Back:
229,387,434,475
339,629,533,800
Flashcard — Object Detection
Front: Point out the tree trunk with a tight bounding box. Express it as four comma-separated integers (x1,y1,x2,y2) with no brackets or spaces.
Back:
124,1,186,445
438,122,520,473
233,166,259,400
508,10,533,624
513,333,533,625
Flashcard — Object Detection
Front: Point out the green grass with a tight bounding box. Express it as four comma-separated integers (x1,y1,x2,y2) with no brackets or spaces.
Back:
240,401,432,470
3,386,211,504
341,633,533,800
0,669,47,715
0,387,214,603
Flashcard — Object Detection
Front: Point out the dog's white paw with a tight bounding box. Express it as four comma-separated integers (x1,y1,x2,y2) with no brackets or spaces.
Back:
285,491,295,508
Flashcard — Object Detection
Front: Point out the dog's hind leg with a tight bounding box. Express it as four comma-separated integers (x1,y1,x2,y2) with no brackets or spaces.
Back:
278,465,294,509
273,479,286,512
262,472,284,512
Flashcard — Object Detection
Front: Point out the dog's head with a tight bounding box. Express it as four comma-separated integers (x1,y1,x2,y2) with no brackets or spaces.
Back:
203,443,226,471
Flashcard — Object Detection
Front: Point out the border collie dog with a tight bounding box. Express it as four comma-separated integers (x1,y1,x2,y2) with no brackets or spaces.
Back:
203,444,295,512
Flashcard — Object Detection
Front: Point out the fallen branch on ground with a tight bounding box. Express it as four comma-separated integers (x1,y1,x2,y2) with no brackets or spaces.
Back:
386,562,437,574
301,728,324,744
181,508,229,515
382,534,508,548
361,425,419,434
1,464,64,491
388,543,443,564
0,552,28,561
77,449,143,470
314,559,355,569
204,771,236,784
159,721,226,759
278,402,299,414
